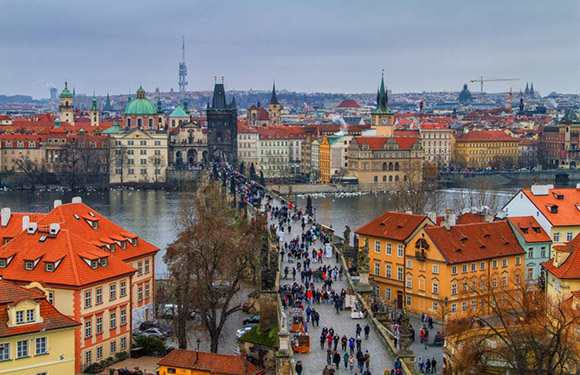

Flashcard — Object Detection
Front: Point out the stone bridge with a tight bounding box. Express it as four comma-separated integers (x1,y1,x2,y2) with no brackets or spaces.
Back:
439,169,580,189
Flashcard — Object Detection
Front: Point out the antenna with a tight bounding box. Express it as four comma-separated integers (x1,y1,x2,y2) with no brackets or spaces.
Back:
182,36,185,64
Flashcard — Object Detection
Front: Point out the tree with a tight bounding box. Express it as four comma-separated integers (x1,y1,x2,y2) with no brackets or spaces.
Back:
164,180,265,352
451,180,501,215
148,153,166,184
391,179,440,215
306,195,313,216
444,277,580,374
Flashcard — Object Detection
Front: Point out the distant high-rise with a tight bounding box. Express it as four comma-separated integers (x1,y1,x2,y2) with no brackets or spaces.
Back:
178,37,188,93
49,87,57,101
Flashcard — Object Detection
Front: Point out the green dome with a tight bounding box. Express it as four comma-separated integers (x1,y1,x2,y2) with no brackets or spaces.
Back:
124,87,156,115
60,88,73,98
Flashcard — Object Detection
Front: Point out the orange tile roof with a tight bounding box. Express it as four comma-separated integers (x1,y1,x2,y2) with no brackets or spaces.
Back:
520,188,580,227
542,234,580,279
456,213,487,225
456,130,517,142
507,216,551,243
0,227,136,287
157,349,265,375
337,99,360,108
424,222,525,264
419,123,449,130
0,212,47,243
0,280,79,338
38,203,159,262
355,211,430,242
354,136,419,151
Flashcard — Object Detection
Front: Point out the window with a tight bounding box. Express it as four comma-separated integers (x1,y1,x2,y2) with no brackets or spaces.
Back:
492,278,498,288
96,346,103,360
374,240,381,253
110,340,116,354
120,309,127,326
35,337,47,355
462,302,468,312
25,261,33,270
515,273,521,284
554,232,560,242
515,257,521,265
45,262,54,272
433,265,439,274
17,340,28,358
385,287,391,301
471,300,477,310
0,342,9,361
120,281,126,296
145,259,150,273
432,281,439,295
397,267,403,281
96,316,103,334
492,260,498,269
0,259,5,268
480,261,486,270
16,310,24,324
397,244,404,257
386,242,392,255
96,288,103,305
85,320,92,338
168,369,177,374
451,303,457,314
451,283,457,295
110,284,116,301
452,266,458,275
481,278,486,290
407,260,412,269
110,312,116,329
85,350,91,365
138,286,143,301
471,263,476,272
540,247,547,258
462,264,468,273
137,262,143,275
120,337,127,350
528,248,534,258
374,263,380,276
502,258,508,268
385,264,392,279
140,159,147,165
26,309,35,322
140,150,147,155
462,282,468,293
406,276,412,289
432,302,438,311
502,274,508,286
567,232,573,241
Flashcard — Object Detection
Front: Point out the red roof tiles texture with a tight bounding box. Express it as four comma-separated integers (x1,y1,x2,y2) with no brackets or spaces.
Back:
356,211,430,242
507,216,551,243
158,349,265,375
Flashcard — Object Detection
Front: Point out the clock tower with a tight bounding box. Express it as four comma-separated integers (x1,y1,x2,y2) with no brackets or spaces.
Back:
371,73,393,137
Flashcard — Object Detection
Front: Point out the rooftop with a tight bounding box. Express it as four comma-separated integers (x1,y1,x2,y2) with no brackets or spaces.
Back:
356,211,430,242
157,349,265,375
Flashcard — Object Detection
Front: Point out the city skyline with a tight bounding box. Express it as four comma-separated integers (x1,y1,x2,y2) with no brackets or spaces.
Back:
1,0,579,98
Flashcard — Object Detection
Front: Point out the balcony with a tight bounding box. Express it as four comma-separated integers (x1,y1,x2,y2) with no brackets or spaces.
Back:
415,249,427,261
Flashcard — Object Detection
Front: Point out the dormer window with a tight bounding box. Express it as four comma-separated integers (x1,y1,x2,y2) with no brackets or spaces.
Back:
522,228,529,234
0,258,5,268
553,192,564,200
547,205,559,214
25,261,33,270
91,260,98,269
45,262,54,272
132,238,138,246
26,309,35,323
16,311,24,324
101,258,108,267
91,221,98,230
109,243,115,252
120,241,127,249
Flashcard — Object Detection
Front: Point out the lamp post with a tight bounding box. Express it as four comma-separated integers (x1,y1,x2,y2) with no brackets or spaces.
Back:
196,338,201,362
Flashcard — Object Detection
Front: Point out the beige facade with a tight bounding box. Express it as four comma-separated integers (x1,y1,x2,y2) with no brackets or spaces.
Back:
110,129,169,184
169,121,207,165
237,130,259,170
419,124,452,167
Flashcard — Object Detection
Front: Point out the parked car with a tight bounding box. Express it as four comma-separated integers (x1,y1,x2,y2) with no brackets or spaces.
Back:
243,315,260,325
133,327,168,340
236,326,253,338
139,321,171,336
159,304,177,319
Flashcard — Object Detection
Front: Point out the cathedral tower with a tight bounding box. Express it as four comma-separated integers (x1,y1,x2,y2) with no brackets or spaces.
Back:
268,82,282,126
90,93,99,127
59,82,74,125
207,78,238,165
370,73,393,137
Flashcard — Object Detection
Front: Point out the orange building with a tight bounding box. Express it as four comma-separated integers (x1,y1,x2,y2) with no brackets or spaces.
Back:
319,135,331,183
355,212,433,309
157,349,265,375
405,221,526,319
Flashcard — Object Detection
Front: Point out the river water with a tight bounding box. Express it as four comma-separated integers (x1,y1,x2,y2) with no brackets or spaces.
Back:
0,188,517,278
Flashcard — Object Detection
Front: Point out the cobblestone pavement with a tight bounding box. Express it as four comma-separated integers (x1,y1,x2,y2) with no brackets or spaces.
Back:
269,204,394,374
407,313,444,374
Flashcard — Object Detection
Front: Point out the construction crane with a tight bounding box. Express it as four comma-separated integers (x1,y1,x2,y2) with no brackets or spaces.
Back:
470,76,519,94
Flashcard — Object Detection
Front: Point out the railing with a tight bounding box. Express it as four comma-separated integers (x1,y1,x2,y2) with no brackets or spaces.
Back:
415,249,427,261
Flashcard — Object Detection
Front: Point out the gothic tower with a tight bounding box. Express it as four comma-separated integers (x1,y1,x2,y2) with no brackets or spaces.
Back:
59,82,74,125
90,93,99,127
207,78,238,165
370,73,393,137
268,82,282,126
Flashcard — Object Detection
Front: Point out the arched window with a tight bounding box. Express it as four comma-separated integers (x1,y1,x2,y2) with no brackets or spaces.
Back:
395,175,399,181
382,162,387,171
382,176,386,182
137,118,142,128
389,175,393,182
127,118,131,128
149,118,153,128
404,175,408,181
389,162,394,171
374,176,378,182
172,119,176,127
395,162,400,171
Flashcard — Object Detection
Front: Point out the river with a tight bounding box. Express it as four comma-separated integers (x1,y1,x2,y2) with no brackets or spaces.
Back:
0,188,517,278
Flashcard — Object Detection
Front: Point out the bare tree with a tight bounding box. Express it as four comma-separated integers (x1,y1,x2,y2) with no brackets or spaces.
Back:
451,180,501,215
164,180,265,352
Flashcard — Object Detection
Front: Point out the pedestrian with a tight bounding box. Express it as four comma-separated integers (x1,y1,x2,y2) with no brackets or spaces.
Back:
349,337,355,354
295,360,303,375
428,316,433,329
424,336,429,350
323,366,330,375
341,335,348,351
431,358,437,373
333,334,340,351
356,323,362,337
320,333,326,349
343,351,349,369
327,348,333,365
364,350,371,369
333,350,341,369
364,324,370,339
425,358,431,373
419,359,424,374
349,355,355,372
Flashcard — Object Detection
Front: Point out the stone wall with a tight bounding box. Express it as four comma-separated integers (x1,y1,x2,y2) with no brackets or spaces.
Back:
273,183,359,195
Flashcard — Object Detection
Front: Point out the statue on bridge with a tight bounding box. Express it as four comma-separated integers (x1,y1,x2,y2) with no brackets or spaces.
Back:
358,238,370,273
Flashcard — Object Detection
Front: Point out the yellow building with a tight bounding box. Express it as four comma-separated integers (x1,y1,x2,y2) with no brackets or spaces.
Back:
0,280,79,375
319,135,331,183
542,234,580,302
453,130,518,168
157,349,265,375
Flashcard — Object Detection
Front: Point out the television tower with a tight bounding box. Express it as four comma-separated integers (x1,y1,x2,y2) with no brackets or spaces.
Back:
178,37,188,93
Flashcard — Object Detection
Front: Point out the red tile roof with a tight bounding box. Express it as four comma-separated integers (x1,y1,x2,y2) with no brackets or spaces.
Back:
354,136,419,151
542,234,580,279
424,222,525,264
0,212,47,243
520,187,580,227
0,280,79,338
507,216,551,243
157,349,265,375
356,211,430,242
456,130,517,143
419,123,449,130
456,213,487,225
337,99,360,108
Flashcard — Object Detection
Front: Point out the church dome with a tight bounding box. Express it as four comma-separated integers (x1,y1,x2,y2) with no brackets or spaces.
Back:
60,83,73,99
124,86,157,115
458,84,472,104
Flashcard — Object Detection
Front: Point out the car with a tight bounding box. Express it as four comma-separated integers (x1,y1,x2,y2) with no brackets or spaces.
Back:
243,315,260,325
139,321,172,336
236,326,253,338
244,322,258,329
212,280,233,291
134,327,168,340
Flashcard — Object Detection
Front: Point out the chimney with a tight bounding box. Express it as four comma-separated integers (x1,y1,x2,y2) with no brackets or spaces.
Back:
1,208,11,228
53,200,62,208
443,221,451,231
22,216,30,231
445,213,456,226
27,223,38,234
530,184,553,196
49,223,60,237
426,211,437,224
72,197,82,204
484,214,494,223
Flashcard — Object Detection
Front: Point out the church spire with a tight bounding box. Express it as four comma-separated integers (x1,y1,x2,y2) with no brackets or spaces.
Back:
270,82,279,105
525,82,529,95
530,82,534,95
375,71,389,114
91,92,98,111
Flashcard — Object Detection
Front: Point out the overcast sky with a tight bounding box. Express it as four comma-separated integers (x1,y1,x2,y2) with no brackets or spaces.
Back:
1,0,579,98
